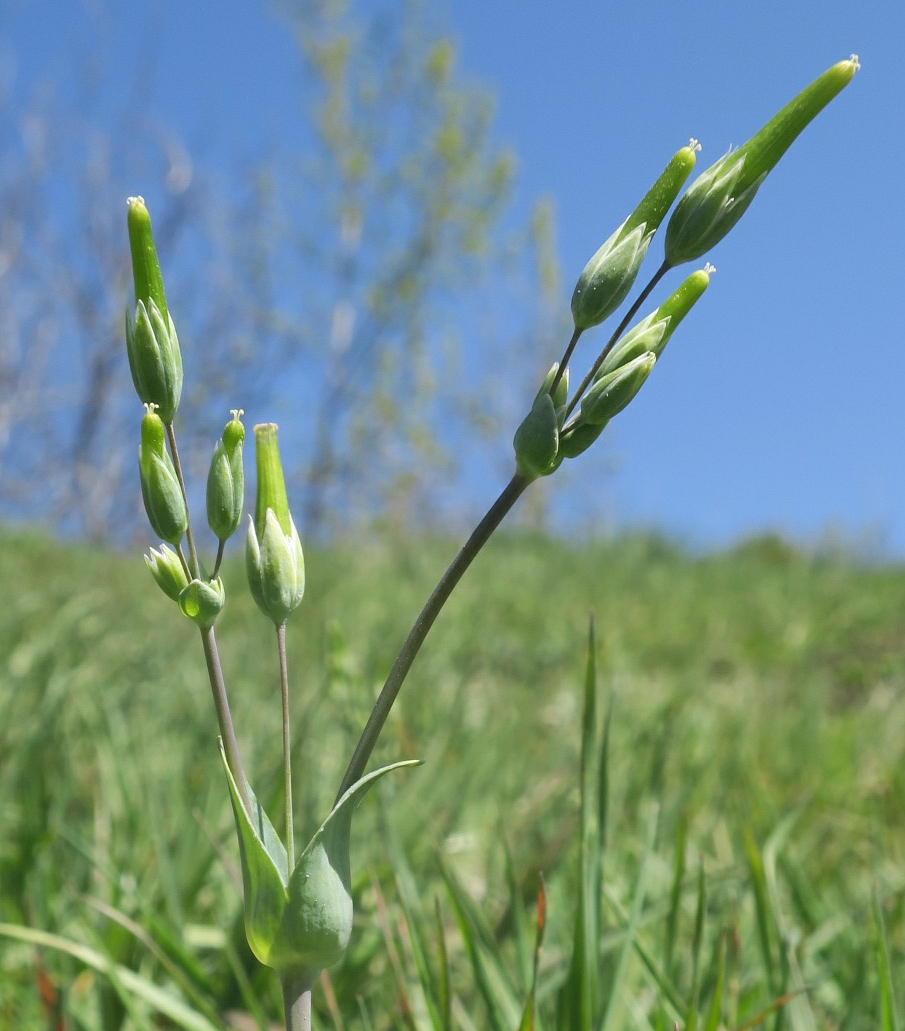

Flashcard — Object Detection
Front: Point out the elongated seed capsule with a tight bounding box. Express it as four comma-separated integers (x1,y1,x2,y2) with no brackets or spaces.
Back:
665,57,859,266
127,196,169,327
571,142,698,331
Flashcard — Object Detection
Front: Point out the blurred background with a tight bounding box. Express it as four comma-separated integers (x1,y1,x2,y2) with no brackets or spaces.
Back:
0,0,897,548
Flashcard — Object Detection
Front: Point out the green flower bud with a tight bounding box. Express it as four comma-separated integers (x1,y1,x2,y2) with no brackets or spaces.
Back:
665,56,859,266
559,419,606,461
179,577,226,629
246,424,304,625
145,544,189,602
581,352,656,426
598,265,713,378
139,406,188,545
125,198,183,422
513,393,559,481
571,142,698,330
207,410,246,542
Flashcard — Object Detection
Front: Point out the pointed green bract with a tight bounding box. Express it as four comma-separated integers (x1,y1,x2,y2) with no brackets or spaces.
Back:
665,56,859,266
571,142,697,330
178,577,226,628
138,408,187,545
145,544,189,602
513,393,559,481
221,742,419,977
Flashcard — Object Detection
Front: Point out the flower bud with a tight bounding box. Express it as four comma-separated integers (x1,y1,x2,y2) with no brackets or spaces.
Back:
125,198,183,422
598,266,712,378
138,407,188,545
207,410,246,542
665,57,859,266
246,424,304,626
559,419,605,461
571,142,698,330
580,352,656,426
513,393,559,481
179,576,226,629
145,544,189,602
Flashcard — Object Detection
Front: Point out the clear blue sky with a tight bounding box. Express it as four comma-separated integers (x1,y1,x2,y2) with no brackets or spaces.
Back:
2,0,900,553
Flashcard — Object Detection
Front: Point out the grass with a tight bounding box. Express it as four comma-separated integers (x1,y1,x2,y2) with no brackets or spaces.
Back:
0,526,903,1028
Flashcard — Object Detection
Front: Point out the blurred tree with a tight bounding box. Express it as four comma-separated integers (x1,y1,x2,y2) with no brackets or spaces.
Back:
0,0,553,541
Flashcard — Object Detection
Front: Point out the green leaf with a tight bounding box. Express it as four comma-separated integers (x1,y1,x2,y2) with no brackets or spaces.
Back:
222,743,419,976
0,923,222,1031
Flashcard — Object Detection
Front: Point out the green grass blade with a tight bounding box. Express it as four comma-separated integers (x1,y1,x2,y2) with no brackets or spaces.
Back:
664,817,687,978
0,923,224,1031
440,859,520,1031
684,859,706,1031
599,802,659,1031
517,876,547,1031
874,883,902,1031
743,829,777,996
703,931,726,1031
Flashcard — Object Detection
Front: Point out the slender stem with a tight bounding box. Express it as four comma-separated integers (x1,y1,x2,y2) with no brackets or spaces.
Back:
165,421,201,580
563,260,670,422
281,975,314,1031
277,622,294,869
336,472,531,802
212,538,226,579
549,326,583,396
200,625,252,819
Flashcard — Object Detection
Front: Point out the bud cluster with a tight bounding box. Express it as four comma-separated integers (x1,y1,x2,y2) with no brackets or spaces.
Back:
514,56,857,480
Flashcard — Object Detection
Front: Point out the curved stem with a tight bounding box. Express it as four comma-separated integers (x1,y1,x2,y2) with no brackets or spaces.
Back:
200,626,251,818
281,975,314,1031
277,622,294,869
563,260,670,422
336,473,531,802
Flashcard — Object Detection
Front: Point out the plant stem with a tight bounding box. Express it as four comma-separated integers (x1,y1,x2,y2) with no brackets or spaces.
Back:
550,326,583,396
336,472,531,802
281,975,314,1031
165,421,201,580
563,260,669,422
200,626,252,819
277,622,294,869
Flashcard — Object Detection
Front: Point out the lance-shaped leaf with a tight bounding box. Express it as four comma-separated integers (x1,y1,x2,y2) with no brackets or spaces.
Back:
221,742,420,977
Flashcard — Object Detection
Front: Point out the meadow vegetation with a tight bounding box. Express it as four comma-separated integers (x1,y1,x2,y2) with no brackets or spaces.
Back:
1,527,902,1028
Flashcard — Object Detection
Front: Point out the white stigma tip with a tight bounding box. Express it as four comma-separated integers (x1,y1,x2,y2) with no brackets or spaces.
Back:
849,54,860,71
230,408,244,420
688,138,701,153
703,262,716,275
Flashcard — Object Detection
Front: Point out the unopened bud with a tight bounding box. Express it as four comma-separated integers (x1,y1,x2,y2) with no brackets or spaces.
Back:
598,266,712,378
207,410,246,542
571,143,697,330
665,57,859,266
581,352,656,426
138,406,187,545
246,424,304,626
125,198,183,422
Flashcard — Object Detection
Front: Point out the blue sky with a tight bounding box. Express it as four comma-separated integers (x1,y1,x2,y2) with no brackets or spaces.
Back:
2,0,901,552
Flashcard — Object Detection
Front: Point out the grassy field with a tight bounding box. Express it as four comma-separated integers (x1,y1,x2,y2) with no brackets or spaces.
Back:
0,527,903,1029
